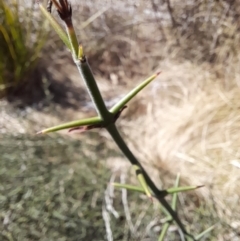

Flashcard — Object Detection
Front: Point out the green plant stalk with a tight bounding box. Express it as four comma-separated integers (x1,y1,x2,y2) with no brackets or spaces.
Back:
172,174,180,210
158,174,179,241
75,58,113,120
106,123,163,196
75,54,188,234
158,222,170,241
65,23,78,58
113,183,203,195
38,2,190,236
106,123,188,235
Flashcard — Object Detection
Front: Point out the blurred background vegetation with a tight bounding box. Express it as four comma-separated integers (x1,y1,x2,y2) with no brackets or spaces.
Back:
1,0,240,240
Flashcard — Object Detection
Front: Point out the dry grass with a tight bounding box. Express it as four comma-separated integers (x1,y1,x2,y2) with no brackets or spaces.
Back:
113,59,240,238
126,59,240,202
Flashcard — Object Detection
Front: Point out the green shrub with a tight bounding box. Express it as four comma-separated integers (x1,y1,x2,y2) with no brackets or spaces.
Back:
0,0,47,98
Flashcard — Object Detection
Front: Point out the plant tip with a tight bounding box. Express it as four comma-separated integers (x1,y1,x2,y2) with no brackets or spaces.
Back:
50,0,72,22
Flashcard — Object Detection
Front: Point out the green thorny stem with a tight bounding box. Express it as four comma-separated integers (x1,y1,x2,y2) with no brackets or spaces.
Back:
39,0,194,238
74,56,191,238
106,123,191,237
76,56,112,120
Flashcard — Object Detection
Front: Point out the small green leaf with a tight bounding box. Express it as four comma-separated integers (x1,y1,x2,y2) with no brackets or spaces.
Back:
39,3,71,50
37,116,102,134
133,165,152,199
110,72,161,114
167,185,204,194
113,183,144,193
66,25,79,58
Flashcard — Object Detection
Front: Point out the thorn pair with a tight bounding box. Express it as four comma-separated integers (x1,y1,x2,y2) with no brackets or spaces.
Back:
69,106,127,133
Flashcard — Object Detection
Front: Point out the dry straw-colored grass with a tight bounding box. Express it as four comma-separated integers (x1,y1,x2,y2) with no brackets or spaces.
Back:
129,0,240,202
126,60,240,211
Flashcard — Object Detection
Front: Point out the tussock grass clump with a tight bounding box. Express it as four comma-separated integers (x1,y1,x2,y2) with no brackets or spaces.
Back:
125,60,240,239
0,0,47,102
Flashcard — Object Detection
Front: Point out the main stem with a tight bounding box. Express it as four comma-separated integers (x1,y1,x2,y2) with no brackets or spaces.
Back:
75,57,189,237
107,123,188,236
76,57,112,120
